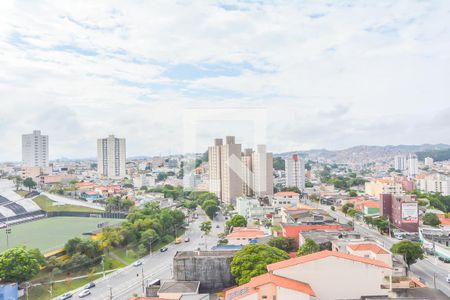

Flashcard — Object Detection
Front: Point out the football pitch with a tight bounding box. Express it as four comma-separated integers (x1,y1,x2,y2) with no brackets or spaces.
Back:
0,217,123,253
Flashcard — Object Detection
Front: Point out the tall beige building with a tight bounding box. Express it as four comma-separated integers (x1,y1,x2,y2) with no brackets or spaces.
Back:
22,130,49,167
208,136,274,205
97,135,126,179
252,144,274,197
220,136,243,205
242,148,253,197
208,138,223,198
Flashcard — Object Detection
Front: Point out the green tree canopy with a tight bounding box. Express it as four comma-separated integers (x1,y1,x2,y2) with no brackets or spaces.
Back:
422,212,441,227
231,244,289,285
226,215,247,229
390,241,424,273
23,177,37,191
200,221,212,235
267,236,297,253
297,238,320,256
0,246,42,283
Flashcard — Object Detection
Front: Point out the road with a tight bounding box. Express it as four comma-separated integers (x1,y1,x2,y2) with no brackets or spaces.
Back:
315,201,450,296
56,209,224,300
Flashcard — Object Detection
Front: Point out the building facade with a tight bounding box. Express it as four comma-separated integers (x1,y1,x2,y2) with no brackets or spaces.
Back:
285,154,305,191
22,130,49,167
97,135,126,179
252,145,273,197
380,194,419,232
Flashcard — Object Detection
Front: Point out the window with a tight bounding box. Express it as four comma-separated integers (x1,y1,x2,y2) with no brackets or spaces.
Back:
262,296,267,299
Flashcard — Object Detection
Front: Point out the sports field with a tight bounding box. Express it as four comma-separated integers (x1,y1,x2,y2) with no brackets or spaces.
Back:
0,217,122,253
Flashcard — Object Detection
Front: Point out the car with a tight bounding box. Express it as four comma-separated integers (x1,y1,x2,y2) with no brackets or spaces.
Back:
447,274,450,283
184,237,190,242
133,260,143,267
78,289,91,298
216,225,220,228
84,282,95,289
58,293,73,300
160,247,168,252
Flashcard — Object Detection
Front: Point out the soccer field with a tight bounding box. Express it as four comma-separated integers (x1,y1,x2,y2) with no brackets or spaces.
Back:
0,217,123,253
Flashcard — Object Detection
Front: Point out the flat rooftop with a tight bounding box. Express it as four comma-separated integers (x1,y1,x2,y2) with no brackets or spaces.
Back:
174,250,237,259
158,280,200,294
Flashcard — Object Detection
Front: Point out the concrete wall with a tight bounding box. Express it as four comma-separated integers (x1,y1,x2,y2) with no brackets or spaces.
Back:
173,251,236,292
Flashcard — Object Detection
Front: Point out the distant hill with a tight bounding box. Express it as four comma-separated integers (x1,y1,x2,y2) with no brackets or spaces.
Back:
276,144,450,163
416,148,450,162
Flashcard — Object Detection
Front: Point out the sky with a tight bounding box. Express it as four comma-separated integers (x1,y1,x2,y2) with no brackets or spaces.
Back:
1,0,450,161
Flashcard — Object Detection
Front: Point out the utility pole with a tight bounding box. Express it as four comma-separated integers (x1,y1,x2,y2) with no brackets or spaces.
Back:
5,226,11,248
141,265,145,293
102,256,105,278
108,285,113,300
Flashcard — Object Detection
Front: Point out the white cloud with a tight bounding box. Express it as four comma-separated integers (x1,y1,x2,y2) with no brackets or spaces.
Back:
0,0,450,161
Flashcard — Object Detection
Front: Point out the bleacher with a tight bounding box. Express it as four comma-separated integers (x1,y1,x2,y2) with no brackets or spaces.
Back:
0,192,42,223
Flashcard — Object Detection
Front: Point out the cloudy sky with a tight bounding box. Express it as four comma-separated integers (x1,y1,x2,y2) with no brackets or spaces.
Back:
1,1,450,161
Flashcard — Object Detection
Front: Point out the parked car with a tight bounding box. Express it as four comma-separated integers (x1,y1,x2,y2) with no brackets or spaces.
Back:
133,260,143,267
160,247,168,252
78,289,91,298
84,282,95,289
58,293,73,300
216,225,220,228
447,274,450,283
184,237,190,242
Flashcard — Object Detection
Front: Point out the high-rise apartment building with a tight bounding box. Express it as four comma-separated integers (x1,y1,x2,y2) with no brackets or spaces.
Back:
393,155,407,171
220,136,243,205
22,130,49,167
407,153,418,178
284,154,305,191
97,135,126,179
208,138,223,198
424,157,434,167
242,148,253,197
252,145,273,197
208,136,274,205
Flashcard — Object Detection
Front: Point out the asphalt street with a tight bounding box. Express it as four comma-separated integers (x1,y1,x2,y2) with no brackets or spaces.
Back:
321,202,450,297
56,209,224,300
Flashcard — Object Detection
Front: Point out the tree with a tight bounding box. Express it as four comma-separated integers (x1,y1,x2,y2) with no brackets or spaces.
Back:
23,177,37,191
231,244,289,285
297,238,320,257
273,157,285,170
348,190,357,197
205,204,220,220
342,203,354,214
422,212,441,227
267,237,297,253
0,246,41,283
200,221,212,235
13,176,23,191
226,215,247,229
391,241,424,274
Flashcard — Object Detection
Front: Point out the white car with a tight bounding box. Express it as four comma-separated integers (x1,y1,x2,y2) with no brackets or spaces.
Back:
133,260,143,267
58,292,73,300
446,274,450,283
78,289,91,298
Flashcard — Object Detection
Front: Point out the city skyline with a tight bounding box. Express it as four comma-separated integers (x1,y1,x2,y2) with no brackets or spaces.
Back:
1,1,450,161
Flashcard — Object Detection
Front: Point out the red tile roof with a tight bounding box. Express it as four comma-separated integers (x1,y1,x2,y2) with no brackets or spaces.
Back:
275,191,300,197
348,243,389,254
227,229,265,238
437,214,450,226
267,250,391,272
225,273,315,299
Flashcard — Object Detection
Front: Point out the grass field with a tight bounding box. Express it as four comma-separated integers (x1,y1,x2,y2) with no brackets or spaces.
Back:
1,217,123,253
33,195,103,213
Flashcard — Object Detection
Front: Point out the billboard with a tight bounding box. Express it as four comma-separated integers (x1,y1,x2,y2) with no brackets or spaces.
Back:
401,202,418,223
